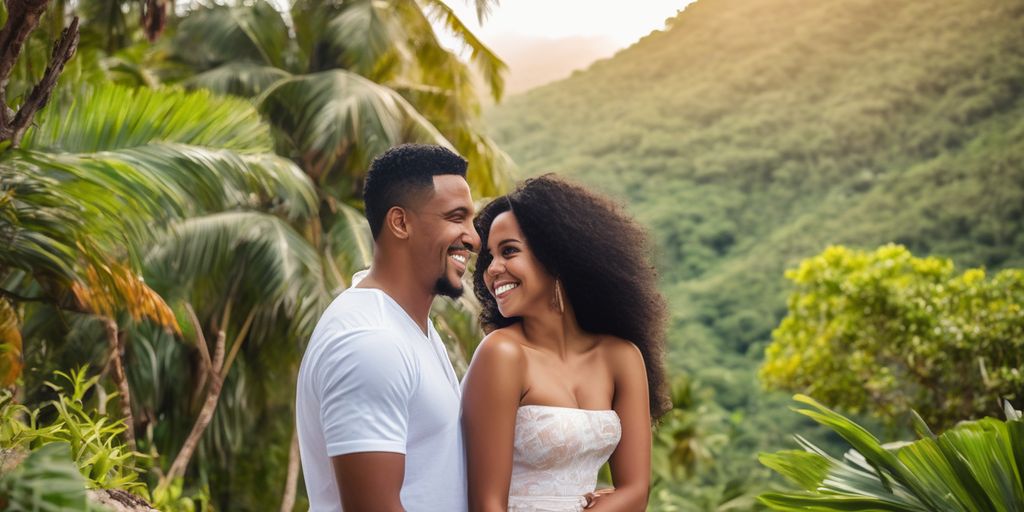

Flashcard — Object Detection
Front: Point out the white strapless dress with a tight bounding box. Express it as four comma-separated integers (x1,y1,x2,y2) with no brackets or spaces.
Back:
507,405,622,512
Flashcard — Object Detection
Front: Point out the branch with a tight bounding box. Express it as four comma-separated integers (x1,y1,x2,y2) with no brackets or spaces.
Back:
0,0,51,116
184,303,213,376
7,16,79,147
140,0,167,42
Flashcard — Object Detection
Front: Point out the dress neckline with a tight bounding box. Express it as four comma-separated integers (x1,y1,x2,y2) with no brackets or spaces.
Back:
517,404,618,415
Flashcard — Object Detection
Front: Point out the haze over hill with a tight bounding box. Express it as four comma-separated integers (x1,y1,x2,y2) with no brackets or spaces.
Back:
487,0,1024,483
488,34,620,94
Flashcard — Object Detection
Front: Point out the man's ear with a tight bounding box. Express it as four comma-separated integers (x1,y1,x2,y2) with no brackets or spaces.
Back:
384,206,412,240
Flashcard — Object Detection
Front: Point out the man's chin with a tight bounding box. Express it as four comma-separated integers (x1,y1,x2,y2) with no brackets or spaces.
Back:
433,277,464,299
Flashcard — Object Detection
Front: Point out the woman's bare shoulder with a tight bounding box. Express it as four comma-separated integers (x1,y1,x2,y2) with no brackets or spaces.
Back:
472,326,528,365
598,335,645,369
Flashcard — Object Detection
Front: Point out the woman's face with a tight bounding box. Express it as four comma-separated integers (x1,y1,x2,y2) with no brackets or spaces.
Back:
482,211,557,319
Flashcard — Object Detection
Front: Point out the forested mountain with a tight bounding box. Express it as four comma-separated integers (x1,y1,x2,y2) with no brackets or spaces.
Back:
489,0,1024,381
489,3,1023,502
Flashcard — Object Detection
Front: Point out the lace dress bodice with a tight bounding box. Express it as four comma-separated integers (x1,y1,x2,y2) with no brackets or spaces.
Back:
507,405,622,512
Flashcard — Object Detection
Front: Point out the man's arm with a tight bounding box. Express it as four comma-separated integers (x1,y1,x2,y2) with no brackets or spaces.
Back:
316,330,416,511
332,452,405,512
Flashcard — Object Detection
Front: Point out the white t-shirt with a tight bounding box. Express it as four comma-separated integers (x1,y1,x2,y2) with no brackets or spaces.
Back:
296,286,466,512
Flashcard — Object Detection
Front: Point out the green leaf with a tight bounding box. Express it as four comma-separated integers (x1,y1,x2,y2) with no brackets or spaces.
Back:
758,450,831,490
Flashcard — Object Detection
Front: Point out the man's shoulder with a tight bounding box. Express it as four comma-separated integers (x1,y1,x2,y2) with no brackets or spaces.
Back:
311,289,402,337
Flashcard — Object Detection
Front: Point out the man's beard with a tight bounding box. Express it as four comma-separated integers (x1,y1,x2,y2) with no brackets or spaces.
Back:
433,276,464,299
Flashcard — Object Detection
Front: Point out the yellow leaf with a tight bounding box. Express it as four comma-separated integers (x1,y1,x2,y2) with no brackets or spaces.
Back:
0,299,22,387
72,260,180,334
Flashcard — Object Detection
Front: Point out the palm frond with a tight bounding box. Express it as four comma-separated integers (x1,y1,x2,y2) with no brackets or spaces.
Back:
466,0,499,24
256,69,452,183
322,0,410,79
430,291,483,377
417,0,507,101
0,165,82,280
17,143,316,228
70,261,179,332
324,202,373,290
143,211,329,341
23,84,274,154
184,63,292,98
172,1,294,71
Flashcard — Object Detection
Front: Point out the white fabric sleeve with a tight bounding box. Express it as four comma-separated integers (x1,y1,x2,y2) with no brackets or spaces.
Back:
315,329,417,457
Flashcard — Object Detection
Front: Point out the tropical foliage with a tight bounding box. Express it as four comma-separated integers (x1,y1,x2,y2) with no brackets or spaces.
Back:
1,367,143,493
762,245,1024,429
2,0,509,509
759,395,1024,510
4,0,1023,507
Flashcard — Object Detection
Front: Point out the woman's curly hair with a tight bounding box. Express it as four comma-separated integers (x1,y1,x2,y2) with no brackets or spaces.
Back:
473,175,671,420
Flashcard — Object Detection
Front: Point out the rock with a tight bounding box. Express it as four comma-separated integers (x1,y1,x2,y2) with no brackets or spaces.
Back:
87,489,158,512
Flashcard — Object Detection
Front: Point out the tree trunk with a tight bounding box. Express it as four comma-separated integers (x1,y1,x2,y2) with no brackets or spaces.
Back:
104,319,136,453
279,425,301,512
161,329,225,485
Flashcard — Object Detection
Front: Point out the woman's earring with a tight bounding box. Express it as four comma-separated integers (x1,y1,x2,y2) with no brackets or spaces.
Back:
554,280,565,314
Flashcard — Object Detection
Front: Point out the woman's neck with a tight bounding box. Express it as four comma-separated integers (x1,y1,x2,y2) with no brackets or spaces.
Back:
519,305,589,360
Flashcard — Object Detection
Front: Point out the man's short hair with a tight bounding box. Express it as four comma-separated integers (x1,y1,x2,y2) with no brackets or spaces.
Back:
363,144,468,239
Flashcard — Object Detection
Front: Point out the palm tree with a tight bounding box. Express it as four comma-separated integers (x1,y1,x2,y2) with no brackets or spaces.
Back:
170,0,513,201
156,4,513,506
5,0,515,507
1,82,317,505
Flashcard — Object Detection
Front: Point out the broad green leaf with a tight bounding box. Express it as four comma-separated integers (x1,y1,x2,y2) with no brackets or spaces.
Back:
759,450,830,490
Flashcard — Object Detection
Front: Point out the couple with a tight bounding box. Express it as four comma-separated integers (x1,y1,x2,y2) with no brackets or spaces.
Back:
296,144,669,512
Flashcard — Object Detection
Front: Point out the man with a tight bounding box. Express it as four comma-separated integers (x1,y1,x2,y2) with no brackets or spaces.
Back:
296,144,478,511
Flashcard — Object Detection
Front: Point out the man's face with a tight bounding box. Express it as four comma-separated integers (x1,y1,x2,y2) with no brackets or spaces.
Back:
408,175,479,298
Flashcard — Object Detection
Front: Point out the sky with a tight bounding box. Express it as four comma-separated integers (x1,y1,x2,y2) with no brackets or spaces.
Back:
442,0,691,48
438,1,695,93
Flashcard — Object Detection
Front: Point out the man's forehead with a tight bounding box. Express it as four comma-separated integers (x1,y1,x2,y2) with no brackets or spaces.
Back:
426,175,473,209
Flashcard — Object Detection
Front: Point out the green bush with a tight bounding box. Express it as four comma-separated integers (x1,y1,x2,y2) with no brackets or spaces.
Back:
761,245,1024,428
1,367,145,494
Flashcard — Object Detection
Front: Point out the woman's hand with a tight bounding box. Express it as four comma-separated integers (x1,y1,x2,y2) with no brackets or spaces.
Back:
583,488,616,509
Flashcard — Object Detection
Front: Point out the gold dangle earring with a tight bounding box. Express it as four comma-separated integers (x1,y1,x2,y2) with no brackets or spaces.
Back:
554,280,565,314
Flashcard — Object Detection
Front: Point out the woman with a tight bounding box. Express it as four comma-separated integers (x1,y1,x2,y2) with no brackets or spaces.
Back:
461,175,670,512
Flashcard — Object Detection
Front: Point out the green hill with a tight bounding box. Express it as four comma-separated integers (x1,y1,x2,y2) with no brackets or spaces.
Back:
490,4,1023,501
488,0,1024,385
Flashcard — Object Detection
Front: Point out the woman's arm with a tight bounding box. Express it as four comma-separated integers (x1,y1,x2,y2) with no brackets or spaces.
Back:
588,341,651,512
461,333,527,512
